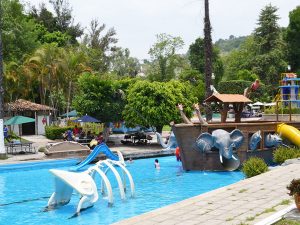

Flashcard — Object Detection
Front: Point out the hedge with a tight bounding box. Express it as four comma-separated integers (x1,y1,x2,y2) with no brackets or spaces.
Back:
273,147,300,164
45,125,74,140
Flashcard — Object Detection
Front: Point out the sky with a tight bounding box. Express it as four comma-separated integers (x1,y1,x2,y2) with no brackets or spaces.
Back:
23,0,300,60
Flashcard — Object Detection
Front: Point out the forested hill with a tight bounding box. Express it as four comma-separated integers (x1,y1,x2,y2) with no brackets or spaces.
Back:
215,35,248,54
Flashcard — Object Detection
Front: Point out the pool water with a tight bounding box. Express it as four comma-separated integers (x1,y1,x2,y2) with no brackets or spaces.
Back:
0,157,244,225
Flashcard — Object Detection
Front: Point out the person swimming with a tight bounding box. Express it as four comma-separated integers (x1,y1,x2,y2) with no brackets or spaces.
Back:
154,159,160,169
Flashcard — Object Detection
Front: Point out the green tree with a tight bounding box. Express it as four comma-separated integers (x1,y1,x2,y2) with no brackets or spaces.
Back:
285,6,300,73
72,73,132,123
148,33,184,81
82,19,118,72
29,0,83,45
188,37,224,85
2,0,40,62
252,4,287,86
110,48,140,77
178,69,205,102
123,80,196,133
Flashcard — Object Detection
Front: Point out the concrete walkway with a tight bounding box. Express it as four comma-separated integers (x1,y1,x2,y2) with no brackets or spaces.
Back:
113,164,300,225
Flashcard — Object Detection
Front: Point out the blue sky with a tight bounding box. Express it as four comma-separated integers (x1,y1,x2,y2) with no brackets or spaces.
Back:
24,0,300,60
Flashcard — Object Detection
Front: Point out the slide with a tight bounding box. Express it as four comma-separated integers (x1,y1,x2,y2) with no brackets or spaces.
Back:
277,123,300,147
73,143,119,171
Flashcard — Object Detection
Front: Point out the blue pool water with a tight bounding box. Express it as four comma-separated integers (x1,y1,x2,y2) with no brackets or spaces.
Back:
0,157,244,225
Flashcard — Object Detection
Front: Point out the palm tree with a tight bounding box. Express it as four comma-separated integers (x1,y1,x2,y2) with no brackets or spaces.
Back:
60,47,91,116
204,0,213,121
28,44,61,106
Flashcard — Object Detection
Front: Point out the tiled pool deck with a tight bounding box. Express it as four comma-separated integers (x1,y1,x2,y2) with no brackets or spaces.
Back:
113,164,300,225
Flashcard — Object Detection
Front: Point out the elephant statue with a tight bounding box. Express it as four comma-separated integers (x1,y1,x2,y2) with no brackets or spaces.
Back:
196,129,244,164
265,133,282,148
156,132,178,150
249,130,262,151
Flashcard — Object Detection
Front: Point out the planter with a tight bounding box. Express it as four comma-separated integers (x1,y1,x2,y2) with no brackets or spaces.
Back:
295,194,300,212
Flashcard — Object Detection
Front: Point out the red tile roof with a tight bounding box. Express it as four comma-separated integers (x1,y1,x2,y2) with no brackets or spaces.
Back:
205,94,252,103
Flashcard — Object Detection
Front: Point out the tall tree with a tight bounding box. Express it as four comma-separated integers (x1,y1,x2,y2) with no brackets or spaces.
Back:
253,4,287,86
148,33,184,81
188,37,224,86
285,6,300,73
204,0,213,121
254,4,280,54
83,19,118,72
110,48,140,77
49,0,83,44
30,0,83,45
2,0,40,62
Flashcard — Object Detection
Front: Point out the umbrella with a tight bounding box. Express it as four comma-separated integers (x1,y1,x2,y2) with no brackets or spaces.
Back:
73,115,100,123
253,101,264,106
60,110,78,117
4,116,35,125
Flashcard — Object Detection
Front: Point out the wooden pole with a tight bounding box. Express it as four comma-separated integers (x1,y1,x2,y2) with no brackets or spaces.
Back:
204,0,213,122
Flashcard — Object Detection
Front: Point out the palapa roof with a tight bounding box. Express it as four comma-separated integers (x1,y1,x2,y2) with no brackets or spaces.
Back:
205,94,252,103
5,99,55,112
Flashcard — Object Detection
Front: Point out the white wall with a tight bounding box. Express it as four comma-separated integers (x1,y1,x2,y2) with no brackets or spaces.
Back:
37,115,49,135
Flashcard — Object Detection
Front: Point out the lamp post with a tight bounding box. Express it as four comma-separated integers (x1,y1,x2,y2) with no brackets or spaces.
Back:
287,65,291,72
0,0,6,158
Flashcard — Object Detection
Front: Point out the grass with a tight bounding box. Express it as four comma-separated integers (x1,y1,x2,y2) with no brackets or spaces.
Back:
246,216,255,221
278,199,291,205
274,219,300,225
239,189,248,193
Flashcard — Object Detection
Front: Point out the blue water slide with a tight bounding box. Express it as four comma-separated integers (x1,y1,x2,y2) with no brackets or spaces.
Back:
72,143,119,171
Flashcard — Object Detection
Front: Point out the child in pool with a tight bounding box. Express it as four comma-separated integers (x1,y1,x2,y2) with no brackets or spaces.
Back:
154,159,160,169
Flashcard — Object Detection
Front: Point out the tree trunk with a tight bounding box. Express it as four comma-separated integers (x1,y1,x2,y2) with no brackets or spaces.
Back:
204,0,213,122
0,1,6,157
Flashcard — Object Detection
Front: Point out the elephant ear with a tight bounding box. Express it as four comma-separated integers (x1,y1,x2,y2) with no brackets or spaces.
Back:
230,129,244,149
195,133,213,152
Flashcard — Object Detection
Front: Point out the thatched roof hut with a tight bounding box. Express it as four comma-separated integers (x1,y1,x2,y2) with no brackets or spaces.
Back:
5,99,55,112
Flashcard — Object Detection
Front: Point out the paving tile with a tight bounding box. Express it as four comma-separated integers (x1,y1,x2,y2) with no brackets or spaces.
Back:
113,164,300,225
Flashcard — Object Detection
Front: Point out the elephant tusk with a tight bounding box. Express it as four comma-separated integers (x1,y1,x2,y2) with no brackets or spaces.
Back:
232,155,238,161
219,154,223,163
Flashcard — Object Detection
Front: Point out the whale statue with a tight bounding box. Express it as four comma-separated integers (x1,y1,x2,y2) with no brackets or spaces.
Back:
156,131,178,150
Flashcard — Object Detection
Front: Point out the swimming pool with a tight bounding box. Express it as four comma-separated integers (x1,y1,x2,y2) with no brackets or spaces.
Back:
0,157,244,225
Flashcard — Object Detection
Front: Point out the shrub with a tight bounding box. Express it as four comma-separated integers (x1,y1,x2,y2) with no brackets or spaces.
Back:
287,179,300,196
45,125,73,140
38,147,46,152
264,107,300,114
242,157,269,178
273,147,300,164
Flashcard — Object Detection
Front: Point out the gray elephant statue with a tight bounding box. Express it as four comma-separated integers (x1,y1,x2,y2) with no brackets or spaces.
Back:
264,133,282,148
196,129,244,164
156,132,178,150
249,130,262,151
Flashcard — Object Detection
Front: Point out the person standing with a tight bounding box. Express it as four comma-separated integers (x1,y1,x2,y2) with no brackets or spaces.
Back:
3,125,9,142
154,159,160,169
175,147,181,162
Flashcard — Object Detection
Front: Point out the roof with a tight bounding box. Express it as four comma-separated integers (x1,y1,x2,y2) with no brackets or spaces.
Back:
205,94,252,103
5,99,55,112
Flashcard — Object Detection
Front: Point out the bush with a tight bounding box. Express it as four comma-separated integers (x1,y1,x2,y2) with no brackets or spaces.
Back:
242,157,269,178
273,147,300,164
45,125,73,140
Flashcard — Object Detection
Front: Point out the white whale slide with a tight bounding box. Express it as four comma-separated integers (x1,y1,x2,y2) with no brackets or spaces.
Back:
47,156,135,216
